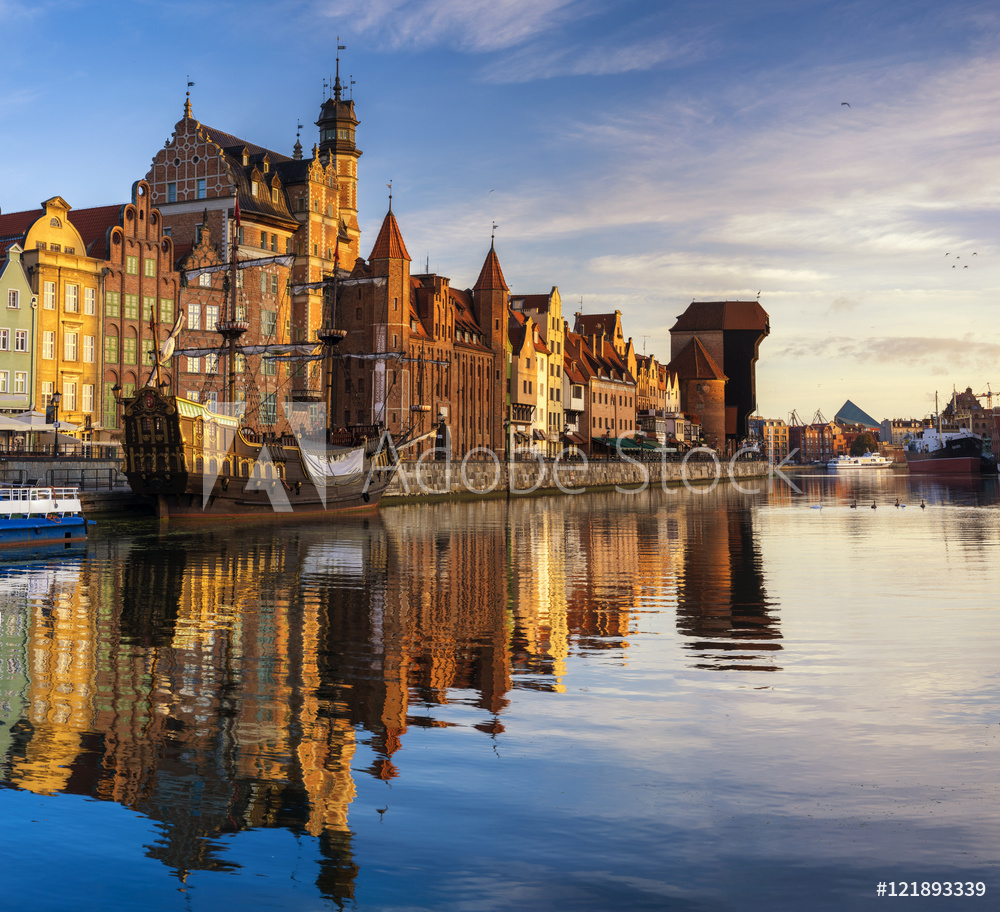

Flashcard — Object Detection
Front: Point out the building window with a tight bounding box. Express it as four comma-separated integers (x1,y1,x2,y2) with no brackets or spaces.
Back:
83,335,95,362
65,284,79,312
143,297,156,322
142,339,155,365
270,233,277,252
144,258,156,277
14,372,26,394
196,179,206,199
42,331,55,359
167,182,177,203
84,287,96,315
206,305,219,329
124,294,139,320
0,372,6,393
7,290,18,309
126,255,139,275
251,181,260,197
82,384,95,414
188,304,201,330
263,358,276,376
123,337,136,364
271,187,280,204
160,298,174,323
14,329,27,352
262,392,277,424
270,274,278,294
262,310,277,336
64,381,77,411
205,352,219,373
64,332,78,360
187,356,201,373
105,291,120,317
105,336,118,362
44,282,56,309
199,272,211,287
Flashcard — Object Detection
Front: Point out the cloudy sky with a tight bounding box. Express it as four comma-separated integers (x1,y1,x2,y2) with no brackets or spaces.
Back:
2,0,997,422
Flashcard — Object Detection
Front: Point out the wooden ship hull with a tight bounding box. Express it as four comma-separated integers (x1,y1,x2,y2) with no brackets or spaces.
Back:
122,386,398,521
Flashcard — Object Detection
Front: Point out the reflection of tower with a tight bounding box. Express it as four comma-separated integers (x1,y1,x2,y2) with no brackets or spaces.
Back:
335,503,511,780
675,493,781,671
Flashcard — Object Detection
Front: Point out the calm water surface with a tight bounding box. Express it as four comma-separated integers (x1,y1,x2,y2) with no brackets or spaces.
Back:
1,472,998,911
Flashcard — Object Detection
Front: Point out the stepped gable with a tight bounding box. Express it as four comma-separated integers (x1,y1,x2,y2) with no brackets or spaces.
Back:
835,399,880,428
473,244,508,292
667,337,727,380
670,300,769,332
369,209,410,261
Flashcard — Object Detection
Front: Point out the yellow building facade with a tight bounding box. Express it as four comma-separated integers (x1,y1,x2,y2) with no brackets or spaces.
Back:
21,198,103,430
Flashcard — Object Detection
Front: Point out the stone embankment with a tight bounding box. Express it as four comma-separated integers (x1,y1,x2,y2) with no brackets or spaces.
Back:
383,455,772,503
1,453,776,514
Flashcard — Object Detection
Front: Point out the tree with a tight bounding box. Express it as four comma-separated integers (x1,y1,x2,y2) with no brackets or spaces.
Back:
850,432,878,456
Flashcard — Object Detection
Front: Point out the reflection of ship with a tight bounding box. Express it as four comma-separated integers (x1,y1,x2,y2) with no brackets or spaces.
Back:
904,427,998,475
122,234,400,520
827,453,893,471
0,486,88,549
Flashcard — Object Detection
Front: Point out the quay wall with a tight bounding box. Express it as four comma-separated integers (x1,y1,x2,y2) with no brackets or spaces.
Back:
1,455,774,514
383,456,771,503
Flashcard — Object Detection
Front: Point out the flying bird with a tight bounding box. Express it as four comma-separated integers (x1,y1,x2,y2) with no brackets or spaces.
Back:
841,102,851,107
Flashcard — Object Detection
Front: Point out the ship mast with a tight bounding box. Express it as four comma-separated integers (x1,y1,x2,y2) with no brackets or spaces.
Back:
218,207,249,411
316,261,347,438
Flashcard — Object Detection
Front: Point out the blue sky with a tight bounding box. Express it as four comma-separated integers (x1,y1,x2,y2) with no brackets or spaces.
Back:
2,0,998,422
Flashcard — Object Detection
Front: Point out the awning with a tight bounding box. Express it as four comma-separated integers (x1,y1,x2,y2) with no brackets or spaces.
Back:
564,432,588,446
532,429,546,440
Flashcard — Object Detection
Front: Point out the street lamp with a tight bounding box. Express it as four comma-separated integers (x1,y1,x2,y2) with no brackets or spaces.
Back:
50,390,62,457
112,383,123,430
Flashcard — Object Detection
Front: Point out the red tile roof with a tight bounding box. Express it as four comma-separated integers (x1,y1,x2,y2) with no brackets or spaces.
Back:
369,210,411,261
671,301,769,333
667,337,727,380
0,208,42,256
69,204,124,259
473,245,508,292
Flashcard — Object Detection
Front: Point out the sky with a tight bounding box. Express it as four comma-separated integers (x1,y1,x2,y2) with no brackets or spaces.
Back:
1,0,998,423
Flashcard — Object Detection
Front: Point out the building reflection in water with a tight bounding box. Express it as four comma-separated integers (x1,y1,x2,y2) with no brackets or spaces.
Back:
0,488,779,901
674,488,781,671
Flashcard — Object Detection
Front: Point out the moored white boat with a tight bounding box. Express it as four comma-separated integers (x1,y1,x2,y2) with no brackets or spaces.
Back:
827,452,893,471
0,486,89,548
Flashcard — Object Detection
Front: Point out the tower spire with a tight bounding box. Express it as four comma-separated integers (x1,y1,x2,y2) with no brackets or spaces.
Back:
334,38,346,101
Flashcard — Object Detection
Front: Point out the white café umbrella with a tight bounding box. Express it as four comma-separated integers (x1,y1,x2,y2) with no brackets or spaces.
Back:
0,414,29,431
9,410,79,433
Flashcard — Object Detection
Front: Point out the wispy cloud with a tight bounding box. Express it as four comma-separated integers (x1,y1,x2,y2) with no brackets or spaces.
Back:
315,0,585,52
778,334,1000,372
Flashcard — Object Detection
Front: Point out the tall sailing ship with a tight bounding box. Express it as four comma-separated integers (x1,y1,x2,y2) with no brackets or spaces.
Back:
122,233,401,521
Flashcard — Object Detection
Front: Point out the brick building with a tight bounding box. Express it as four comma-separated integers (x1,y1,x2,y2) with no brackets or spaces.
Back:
666,336,726,449
334,212,508,457
669,300,769,447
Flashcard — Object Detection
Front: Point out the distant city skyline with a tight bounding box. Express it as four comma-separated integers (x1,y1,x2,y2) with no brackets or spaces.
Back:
2,0,996,422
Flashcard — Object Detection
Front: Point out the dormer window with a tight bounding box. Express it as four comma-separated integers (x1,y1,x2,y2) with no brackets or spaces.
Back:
242,150,249,166
252,181,260,196
272,187,281,204
263,159,270,173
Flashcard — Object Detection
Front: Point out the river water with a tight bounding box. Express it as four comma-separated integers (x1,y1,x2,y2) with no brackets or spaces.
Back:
1,471,997,911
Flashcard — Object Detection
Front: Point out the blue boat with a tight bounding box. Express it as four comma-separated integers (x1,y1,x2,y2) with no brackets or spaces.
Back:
0,486,89,548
